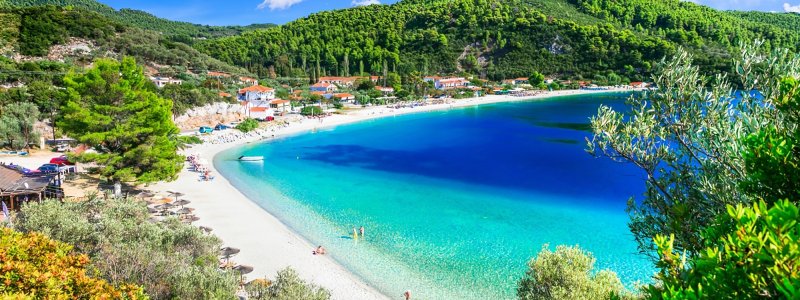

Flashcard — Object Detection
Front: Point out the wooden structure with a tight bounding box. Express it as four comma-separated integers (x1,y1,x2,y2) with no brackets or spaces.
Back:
0,164,59,210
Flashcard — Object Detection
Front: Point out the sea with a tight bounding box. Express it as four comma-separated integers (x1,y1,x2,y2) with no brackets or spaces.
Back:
215,92,654,299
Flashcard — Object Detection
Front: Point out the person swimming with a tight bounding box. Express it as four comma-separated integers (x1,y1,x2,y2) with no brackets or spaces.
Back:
403,290,412,300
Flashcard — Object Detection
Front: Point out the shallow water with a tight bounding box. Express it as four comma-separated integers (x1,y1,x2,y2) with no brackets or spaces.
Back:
216,93,654,299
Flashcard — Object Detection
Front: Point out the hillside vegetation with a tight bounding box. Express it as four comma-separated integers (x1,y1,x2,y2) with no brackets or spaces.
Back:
195,0,800,81
0,5,247,74
1,0,275,39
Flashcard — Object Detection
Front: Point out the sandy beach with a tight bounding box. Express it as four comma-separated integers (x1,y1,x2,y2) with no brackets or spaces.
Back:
148,89,634,299
2,88,634,300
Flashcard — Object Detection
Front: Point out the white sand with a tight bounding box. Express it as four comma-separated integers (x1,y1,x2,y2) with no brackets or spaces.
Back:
6,88,636,300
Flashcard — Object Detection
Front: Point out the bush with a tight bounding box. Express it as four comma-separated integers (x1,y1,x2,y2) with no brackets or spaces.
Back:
15,197,239,300
0,228,146,299
648,200,800,299
301,106,323,116
236,118,259,133
518,245,630,300
246,268,330,300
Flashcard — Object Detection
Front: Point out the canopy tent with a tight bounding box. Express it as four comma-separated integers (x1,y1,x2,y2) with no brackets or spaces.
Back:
0,164,59,210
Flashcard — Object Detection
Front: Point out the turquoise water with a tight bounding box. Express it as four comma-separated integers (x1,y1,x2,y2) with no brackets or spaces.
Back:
215,93,654,299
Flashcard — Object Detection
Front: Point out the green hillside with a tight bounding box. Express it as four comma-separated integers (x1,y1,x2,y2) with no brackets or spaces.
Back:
728,11,800,33
0,0,275,38
194,0,800,81
0,5,247,74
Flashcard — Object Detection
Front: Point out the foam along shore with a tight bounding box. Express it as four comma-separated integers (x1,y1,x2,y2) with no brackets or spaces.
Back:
148,88,635,300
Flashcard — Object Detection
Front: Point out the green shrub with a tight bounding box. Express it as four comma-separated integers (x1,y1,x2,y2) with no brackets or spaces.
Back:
648,200,800,299
236,118,259,133
300,106,323,116
246,268,329,300
518,245,631,300
15,197,239,300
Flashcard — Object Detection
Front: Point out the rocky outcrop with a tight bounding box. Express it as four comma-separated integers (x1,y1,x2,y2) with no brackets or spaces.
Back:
174,102,248,130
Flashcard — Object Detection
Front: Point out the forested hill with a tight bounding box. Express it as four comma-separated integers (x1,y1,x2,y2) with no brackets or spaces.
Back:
194,0,800,81
0,0,275,39
0,5,247,75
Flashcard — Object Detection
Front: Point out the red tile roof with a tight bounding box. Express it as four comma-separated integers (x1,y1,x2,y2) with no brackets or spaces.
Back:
311,82,333,88
250,107,268,112
271,99,290,105
334,93,354,99
219,92,232,97
239,85,274,93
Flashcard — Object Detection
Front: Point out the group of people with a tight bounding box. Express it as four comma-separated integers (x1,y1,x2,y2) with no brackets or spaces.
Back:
187,154,214,181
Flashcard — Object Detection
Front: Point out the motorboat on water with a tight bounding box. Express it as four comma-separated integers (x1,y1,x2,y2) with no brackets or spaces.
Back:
238,156,264,162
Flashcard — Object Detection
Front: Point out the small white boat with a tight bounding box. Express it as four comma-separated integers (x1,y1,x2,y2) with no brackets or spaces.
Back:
238,156,264,162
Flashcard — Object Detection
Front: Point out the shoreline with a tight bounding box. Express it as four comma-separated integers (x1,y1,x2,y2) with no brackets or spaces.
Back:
149,88,635,300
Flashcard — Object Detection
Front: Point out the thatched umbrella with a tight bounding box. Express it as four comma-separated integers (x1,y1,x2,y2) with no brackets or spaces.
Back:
220,247,241,258
175,207,195,215
199,226,213,234
146,206,159,214
138,191,156,200
169,191,186,202
180,215,200,224
154,203,174,211
173,199,191,207
233,265,254,282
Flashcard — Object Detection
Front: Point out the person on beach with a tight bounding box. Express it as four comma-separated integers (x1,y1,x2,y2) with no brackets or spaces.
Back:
403,290,411,300
313,245,326,255
359,226,365,238
353,227,359,239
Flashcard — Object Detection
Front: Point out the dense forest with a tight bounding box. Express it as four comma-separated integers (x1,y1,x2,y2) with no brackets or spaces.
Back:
1,0,275,39
0,5,248,74
194,0,800,81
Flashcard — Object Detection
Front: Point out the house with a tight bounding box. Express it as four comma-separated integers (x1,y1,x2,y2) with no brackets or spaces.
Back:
239,76,259,86
434,77,469,90
318,76,357,87
269,99,291,113
333,93,356,103
423,76,441,83
501,78,530,85
310,82,338,93
0,163,59,210
150,76,182,88
376,86,394,95
629,82,647,88
245,100,274,118
238,85,275,101
207,71,231,78
249,106,272,119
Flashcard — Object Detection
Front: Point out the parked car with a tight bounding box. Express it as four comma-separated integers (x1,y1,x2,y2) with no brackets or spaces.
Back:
214,123,232,130
49,155,74,166
37,164,60,173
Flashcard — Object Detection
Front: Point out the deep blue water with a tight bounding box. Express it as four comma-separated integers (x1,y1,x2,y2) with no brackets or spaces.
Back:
216,93,654,299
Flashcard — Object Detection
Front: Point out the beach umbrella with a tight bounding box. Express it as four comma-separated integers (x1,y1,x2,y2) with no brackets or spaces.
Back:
199,226,213,233
181,215,200,224
169,191,185,202
233,265,254,275
173,199,191,207
175,207,195,215
154,203,174,210
146,206,159,214
220,247,240,264
137,191,156,200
